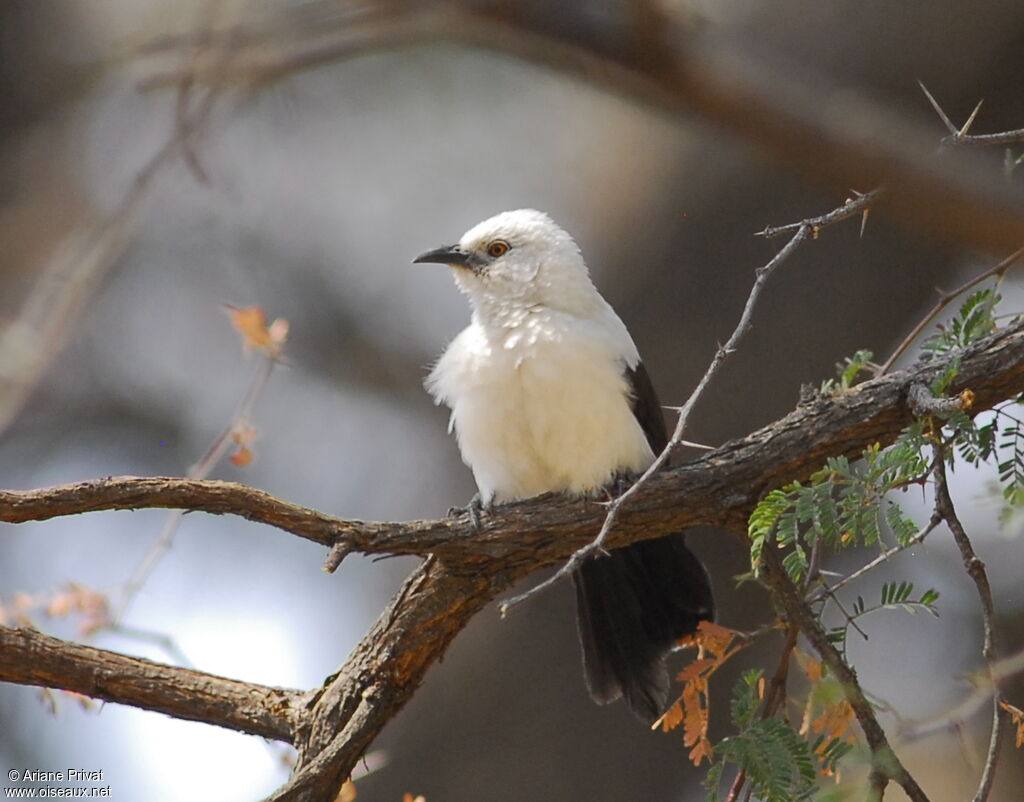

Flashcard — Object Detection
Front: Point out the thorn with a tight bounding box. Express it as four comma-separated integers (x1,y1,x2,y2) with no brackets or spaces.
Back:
918,81,958,136
959,99,984,137
860,208,870,239
676,439,715,450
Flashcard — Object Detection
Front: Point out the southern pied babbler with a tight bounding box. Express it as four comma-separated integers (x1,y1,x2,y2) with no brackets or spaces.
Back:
415,209,714,720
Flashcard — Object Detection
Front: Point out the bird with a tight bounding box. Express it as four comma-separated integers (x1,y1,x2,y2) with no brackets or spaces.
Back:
414,209,714,720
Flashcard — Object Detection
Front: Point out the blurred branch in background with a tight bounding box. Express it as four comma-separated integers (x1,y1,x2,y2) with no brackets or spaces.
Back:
115,305,288,625
131,1,1024,253
0,71,220,437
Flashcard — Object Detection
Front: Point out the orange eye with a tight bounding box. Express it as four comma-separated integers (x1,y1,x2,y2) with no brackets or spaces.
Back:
487,240,510,258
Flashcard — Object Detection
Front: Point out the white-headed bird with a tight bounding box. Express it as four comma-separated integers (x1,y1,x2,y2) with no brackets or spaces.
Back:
416,209,714,720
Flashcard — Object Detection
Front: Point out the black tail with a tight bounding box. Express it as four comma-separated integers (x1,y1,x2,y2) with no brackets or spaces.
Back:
573,532,714,720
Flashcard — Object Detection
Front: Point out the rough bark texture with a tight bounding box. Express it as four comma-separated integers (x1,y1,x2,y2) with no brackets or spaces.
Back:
0,626,306,742
3,322,1024,800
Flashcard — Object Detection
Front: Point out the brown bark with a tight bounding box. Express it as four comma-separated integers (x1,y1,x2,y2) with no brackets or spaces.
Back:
3,321,1024,800
0,626,306,743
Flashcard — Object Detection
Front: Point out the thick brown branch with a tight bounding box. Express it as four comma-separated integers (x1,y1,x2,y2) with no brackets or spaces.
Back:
0,625,305,743
269,557,506,802
5,323,1024,801
6,320,1024,570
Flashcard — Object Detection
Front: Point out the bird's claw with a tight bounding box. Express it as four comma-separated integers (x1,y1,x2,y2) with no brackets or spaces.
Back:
448,493,486,532
605,473,633,500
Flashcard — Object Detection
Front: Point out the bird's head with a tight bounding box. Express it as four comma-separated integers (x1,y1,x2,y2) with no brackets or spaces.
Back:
414,209,597,317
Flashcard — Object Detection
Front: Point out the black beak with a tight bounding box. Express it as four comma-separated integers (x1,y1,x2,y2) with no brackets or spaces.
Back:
413,244,475,269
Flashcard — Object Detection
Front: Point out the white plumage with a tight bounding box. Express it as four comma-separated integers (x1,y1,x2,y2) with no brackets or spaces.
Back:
416,208,713,719
423,209,653,501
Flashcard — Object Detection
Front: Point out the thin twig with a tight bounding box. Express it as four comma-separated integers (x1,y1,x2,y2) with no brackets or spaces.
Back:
115,344,280,624
807,511,942,603
499,220,811,614
919,82,1024,147
898,647,1024,741
932,443,1007,802
501,192,879,615
877,244,1024,375
946,129,1024,147
756,188,884,240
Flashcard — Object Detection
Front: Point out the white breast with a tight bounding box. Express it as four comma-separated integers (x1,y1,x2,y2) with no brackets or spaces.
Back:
426,308,654,503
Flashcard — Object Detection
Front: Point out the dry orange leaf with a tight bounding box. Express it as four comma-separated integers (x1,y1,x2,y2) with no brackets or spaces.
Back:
796,650,824,683
811,699,854,743
657,699,684,733
663,621,752,765
229,422,259,467
335,779,357,802
688,735,714,766
225,305,288,357
682,679,708,747
1000,700,1024,748
676,658,717,684
695,620,737,658
230,445,254,467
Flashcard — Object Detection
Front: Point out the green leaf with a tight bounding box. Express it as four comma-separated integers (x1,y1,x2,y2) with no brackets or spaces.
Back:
717,718,817,802
819,737,855,774
820,349,875,393
704,760,725,802
922,288,1001,356
730,669,765,731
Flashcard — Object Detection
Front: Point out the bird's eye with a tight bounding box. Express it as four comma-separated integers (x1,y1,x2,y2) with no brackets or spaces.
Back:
486,240,510,258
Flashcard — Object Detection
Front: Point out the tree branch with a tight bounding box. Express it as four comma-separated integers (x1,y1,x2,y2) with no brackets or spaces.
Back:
756,188,883,240
134,3,1024,253
877,245,1024,375
5,321,1024,800
0,625,305,743
757,544,930,802
6,319,1024,567
932,444,1007,802
918,82,1024,148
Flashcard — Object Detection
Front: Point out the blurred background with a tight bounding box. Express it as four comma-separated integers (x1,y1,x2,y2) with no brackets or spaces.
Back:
1,1,1023,800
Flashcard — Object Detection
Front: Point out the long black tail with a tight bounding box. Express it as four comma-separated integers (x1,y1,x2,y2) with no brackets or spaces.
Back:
573,532,714,720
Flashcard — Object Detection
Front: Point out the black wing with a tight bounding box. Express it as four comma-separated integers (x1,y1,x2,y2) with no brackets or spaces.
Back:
624,361,668,454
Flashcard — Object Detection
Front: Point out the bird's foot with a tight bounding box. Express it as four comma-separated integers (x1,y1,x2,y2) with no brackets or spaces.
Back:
448,493,487,531
601,473,634,501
